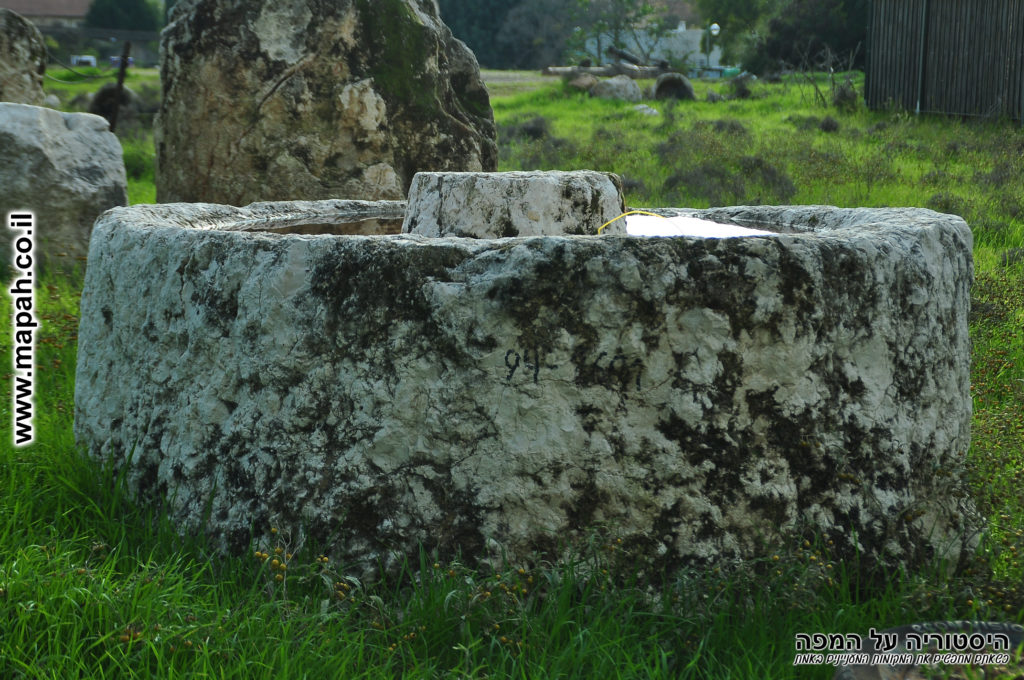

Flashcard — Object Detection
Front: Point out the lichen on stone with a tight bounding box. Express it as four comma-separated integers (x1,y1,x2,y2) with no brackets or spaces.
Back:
75,201,977,582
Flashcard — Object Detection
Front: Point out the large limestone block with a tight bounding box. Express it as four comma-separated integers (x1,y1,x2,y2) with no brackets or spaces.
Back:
402,171,627,237
0,103,128,272
156,0,497,205
0,9,46,106
75,201,976,580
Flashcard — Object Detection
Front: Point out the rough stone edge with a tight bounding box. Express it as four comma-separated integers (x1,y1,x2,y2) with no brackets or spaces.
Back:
107,199,408,233
402,170,627,237
647,204,974,244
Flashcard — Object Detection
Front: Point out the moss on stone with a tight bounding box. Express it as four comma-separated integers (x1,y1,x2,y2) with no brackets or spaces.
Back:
354,0,436,118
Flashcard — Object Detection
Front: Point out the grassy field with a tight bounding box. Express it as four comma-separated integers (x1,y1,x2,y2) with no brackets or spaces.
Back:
0,71,1021,678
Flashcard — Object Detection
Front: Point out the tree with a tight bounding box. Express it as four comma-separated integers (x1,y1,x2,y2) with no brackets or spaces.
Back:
495,0,579,69
571,0,678,64
438,0,517,68
741,0,868,74
85,0,161,31
692,0,784,63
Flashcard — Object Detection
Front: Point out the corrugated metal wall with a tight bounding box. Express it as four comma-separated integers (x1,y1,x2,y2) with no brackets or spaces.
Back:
866,0,1024,121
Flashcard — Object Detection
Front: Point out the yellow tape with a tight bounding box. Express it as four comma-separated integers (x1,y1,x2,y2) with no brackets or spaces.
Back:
597,210,668,235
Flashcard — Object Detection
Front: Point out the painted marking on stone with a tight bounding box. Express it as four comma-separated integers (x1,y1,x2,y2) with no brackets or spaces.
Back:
505,347,543,384
504,349,520,381
503,346,643,390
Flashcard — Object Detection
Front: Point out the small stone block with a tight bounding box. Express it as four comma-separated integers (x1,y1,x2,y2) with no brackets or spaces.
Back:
401,170,626,238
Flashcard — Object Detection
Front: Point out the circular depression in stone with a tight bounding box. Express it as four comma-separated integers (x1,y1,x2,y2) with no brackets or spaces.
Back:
74,200,977,580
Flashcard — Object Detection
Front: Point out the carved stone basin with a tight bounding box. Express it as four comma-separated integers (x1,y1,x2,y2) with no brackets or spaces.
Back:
74,177,977,580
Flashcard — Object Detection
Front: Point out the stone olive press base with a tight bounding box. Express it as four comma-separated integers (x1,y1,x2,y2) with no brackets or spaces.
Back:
74,172,979,581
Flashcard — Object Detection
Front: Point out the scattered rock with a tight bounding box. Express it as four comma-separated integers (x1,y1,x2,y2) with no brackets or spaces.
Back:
728,74,753,99
567,72,598,92
69,91,93,111
0,9,46,105
75,199,977,581
632,103,659,116
706,90,725,103
590,74,643,102
653,72,695,101
402,170,626,237
0,103,127,272
156,0,498,205
500,116,550,141
43,93,61,109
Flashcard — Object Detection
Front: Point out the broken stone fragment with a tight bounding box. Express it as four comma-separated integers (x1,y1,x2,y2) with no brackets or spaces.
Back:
402,170,627,238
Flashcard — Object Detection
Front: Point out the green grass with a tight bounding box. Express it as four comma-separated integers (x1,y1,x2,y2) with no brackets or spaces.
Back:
3,72,1021,678
494,73,1024,256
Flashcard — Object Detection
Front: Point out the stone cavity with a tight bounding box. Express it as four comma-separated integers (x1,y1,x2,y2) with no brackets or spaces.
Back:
74,201,977,581
402,171,627,238
0,9,46,105
0,103,127,272
654,72,696,101
156,0,497,205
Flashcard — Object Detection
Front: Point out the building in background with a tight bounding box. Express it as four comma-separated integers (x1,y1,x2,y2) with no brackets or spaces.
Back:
0,0,91,29
584,21,726,76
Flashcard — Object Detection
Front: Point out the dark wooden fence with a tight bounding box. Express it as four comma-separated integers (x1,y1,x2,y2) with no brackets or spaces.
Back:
866,0,1024,122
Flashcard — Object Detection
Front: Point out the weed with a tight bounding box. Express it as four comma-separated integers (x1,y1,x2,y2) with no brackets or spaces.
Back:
831,76,860,112
927,192,969,217
663,161,745,206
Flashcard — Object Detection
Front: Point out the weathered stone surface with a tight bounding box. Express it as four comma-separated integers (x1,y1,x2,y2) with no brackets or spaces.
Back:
567,73,598,92
590,75,643,102
75,201,976,581
0,9,45,105
156,0,497,205
402,171,626,237
0,103,127,271
654,72,696,101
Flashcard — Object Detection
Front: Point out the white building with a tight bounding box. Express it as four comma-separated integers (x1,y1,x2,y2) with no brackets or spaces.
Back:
583,21,726,75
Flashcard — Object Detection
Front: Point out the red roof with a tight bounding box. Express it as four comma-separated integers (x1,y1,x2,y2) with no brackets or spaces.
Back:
0,0,92,19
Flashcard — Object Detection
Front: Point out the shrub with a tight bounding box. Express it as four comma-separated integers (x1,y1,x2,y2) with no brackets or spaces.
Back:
819,116,840,133
926,192,968,216
663,161,745,207
740,155,798,203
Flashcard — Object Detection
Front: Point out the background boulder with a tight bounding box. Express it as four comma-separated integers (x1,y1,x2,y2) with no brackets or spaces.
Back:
590,75,643,102
0,104,127,273
0,9,46,105
156,0,498,205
